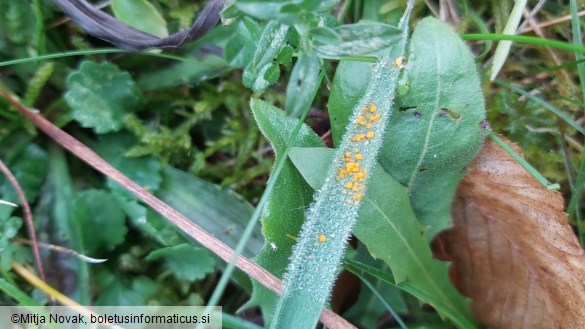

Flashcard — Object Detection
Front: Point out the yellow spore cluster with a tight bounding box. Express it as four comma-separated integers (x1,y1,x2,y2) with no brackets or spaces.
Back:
336,103,381,204
393,56,405,68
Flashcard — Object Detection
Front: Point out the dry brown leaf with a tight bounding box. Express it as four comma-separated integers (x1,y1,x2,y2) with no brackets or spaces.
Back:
432,136,585,329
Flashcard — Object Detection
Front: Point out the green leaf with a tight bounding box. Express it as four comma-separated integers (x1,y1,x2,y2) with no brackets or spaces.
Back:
246,100,324,324
65,61,143,134
243,21,289,91
235,0,323,24
112,0,168,38
137,25,234,90
74,189,127,254
272,5,413,326
289,147,477,328
327,60,372,146
95,133,162,198
0,0,36,46
96,273,157,305
47,145,90,304
311,22,402,59
0,143,48,204
378,18,487,238
0,216,21,254
329,18,487,238
157,167,262,258
284,51,320,118
225,17,262,68
115,197,183,247
489,0,527,80
146,243,215,282
343,245,407,329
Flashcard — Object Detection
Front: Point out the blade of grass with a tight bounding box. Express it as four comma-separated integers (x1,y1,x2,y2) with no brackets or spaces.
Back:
271,3,413,327
489,133,560,190
0,48,200,67
569,0,585,247
489,0,527,80
343,258,468,325
32,0,46,55
466,7,492,61
534,58,585,75
354,272,408,329
326,55,379,62
568,158,585,246
0,279,42,306
463,34,585,53
569,0,585,108
494,79,585,136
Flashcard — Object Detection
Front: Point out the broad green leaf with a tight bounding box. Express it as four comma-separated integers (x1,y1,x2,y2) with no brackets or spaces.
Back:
112,0,168,38
242,21,290,91
225,17,262,68
146,243,215,281
289,147,477,328
65,61,143,134
379,18,488,238
47,145,90,304
95,133,162,198
329,18,488,238
246,99,324,324
157,167,262,258
311,22,402,59
74,189,127,254
284,51,320,118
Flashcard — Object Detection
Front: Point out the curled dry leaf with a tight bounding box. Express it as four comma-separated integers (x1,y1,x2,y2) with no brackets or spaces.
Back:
433,135,585,329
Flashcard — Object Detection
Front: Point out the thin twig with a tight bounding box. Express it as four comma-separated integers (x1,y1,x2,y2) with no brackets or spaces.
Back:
0,159,47,286
517,0,547,33
521,6,576,98
519,10,585,34
15,238,107,264
0,89,355,329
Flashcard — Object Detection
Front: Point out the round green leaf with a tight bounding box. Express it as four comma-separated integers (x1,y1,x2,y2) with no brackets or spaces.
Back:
146,244,215,282
74,189,127,253
65,61,143,134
